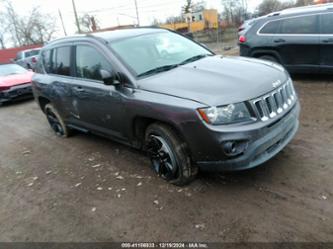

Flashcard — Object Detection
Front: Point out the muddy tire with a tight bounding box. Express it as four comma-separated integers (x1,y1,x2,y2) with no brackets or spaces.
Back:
145,123,198,186
259,55,278,63
44,103,71,138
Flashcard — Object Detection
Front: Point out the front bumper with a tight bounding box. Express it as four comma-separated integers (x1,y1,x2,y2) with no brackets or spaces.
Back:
194,102,300,171
0,84,33,104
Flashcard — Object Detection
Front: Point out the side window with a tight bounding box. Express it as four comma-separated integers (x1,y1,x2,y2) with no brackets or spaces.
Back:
42,50,52,73
280,15,318,34
259,20,280,34
75,45,111,81
321,13,333,34
51,46,71,76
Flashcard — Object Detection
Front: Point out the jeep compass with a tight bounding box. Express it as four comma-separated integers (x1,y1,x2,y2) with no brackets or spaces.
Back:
32,28,300,185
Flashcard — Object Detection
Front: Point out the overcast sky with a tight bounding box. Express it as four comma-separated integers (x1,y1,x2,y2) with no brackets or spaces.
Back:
6,0,264,37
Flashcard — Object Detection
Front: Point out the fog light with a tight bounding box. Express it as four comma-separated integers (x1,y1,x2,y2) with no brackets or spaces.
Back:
223,141,237,155
223,140,248,157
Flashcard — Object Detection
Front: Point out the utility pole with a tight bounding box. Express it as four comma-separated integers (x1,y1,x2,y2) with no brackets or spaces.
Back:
58,9,67,36
134,0,140,26
72,0,81,33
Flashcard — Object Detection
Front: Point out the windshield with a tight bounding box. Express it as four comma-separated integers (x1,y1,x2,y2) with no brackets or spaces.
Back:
0,64,28,76
109,31,213,76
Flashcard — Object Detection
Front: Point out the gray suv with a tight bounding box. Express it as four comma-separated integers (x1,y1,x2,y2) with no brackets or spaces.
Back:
32,28,300,185
239,4,333,74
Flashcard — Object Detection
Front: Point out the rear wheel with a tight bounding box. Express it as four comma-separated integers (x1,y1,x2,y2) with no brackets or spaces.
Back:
145,123,198,186
44,104,71,138
259,55,278,63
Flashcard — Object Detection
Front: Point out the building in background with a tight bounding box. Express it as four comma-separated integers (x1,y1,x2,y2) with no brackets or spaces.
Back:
160,9,219,33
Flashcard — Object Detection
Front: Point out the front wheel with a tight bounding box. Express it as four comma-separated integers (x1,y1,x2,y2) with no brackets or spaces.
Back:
145,123,198,186
44,103,71,138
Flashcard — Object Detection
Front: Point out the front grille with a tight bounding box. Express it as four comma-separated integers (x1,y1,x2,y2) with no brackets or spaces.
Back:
249,80,296,122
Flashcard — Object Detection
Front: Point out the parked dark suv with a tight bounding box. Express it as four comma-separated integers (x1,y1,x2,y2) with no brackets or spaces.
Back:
32,28,300,185
239,4,333,74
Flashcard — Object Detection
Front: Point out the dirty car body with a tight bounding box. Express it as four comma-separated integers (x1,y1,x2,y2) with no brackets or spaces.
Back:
0,64,34,105
32,28,300,185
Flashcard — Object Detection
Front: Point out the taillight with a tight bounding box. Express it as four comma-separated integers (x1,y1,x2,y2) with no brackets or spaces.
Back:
31,57,37,63
239,35,247,43
0,86,10,92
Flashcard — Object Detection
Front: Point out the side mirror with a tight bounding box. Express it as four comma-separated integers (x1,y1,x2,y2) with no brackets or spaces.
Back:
100,69,120,86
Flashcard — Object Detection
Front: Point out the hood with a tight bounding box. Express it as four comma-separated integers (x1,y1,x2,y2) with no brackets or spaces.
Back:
138,56,289,106
0,71,33,88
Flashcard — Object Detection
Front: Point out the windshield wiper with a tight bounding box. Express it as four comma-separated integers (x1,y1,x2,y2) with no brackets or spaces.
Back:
179,54,212,65
137,54,213,77
137,64,179,77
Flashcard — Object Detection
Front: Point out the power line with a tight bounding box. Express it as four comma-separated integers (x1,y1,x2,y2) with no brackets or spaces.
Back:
75,0,182,14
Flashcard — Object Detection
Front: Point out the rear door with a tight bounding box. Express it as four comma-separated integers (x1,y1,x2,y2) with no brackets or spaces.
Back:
273,14,320,73
40,45,78,121
319,12,333,73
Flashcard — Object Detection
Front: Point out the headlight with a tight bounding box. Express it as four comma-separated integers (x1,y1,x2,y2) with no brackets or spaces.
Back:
198,103,252,125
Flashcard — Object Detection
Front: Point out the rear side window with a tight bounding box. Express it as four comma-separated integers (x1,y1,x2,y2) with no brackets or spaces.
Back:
321,13,333,34
259,20,280,34
280,15,318,34
42,50,52,73
75,45,111,81
51,46,71,76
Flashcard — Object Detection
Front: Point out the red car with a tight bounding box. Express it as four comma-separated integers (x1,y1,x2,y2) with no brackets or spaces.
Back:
0,64,34,106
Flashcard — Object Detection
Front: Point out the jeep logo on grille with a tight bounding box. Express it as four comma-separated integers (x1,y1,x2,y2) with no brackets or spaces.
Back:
272,80,282,88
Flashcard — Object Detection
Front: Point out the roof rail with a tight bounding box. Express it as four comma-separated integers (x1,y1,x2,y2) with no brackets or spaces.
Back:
267,3,333,17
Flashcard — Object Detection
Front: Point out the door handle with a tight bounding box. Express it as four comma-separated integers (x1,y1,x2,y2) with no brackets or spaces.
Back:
274,39,286,43
74,86,85,92
322,38,333,43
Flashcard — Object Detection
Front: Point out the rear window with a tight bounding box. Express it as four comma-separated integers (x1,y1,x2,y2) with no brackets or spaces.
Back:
50,47,71,76
25,50,40,57
42,50,52,74
259,20,280,34
321,13,333,34
280,15,318,34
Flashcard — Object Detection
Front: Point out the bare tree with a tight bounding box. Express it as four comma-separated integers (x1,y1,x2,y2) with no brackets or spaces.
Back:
0,12,7,49
294,0,315,6
221,0,249,25
0,0,57,46
257,0,294,16
165,16,184,24
182,0,194,14
79,14,100,33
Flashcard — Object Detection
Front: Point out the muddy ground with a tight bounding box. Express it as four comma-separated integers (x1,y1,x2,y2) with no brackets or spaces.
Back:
0,58,332,242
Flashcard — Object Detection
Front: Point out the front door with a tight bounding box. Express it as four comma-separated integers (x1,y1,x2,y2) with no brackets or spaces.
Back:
70,44,126,140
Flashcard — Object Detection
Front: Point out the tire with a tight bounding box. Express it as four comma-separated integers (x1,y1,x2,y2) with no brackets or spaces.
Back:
145,123,198,186
259,55,278,63
44,103,71,138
